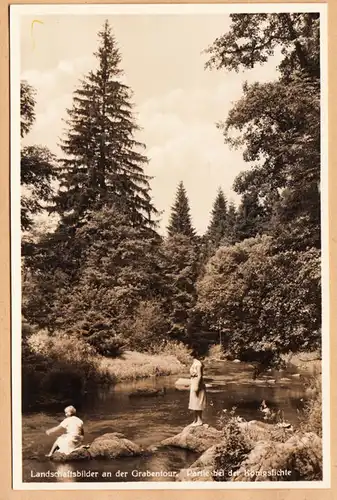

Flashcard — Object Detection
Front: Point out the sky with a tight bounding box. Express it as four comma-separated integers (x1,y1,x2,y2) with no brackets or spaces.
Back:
20,14,281,234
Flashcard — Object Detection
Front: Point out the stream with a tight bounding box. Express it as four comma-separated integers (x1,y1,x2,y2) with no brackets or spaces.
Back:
22,360,309,483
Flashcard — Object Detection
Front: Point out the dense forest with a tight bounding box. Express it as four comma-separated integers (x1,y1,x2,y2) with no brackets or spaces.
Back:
21,15,321,407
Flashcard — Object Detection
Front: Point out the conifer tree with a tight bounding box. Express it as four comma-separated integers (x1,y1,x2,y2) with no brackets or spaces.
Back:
235,192,266,241
205,187,228,247
161,234,199,342
56,20,157,228
167,181,195,237
225,201,238,244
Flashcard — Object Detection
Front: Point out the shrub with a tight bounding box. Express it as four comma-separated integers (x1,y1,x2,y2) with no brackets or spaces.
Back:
85,331,124,357
22,329,103,409
150,340,193,365
298,375,322,437
233,432,322,481
207,344,225,360
213,408,252,480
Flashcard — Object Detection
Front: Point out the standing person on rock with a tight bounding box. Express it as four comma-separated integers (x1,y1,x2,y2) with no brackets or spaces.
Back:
188,352,207,426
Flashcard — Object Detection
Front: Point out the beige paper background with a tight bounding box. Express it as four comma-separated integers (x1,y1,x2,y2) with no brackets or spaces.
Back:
0,0,334,498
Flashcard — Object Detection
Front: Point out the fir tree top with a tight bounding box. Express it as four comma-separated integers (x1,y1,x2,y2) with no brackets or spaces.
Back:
206,187,228,245
167,181,195,238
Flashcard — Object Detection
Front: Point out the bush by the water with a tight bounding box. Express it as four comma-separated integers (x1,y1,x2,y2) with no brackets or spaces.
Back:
22,328,188,408
298,374,322,437
22,329,102,409
119,300,170,352
207,344,226,361
213,409,252,480
150,340,193,366
85,330,124,357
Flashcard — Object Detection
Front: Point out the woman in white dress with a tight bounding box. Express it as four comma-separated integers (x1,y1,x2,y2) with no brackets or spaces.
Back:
188,356,206,426
45,405,84,457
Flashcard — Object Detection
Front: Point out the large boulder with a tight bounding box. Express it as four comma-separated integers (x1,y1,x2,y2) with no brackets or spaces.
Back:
89,432,142,459
174,420,302,483
231,432,322,481
51,432,142,461
175,444,219,482
160,424,223,453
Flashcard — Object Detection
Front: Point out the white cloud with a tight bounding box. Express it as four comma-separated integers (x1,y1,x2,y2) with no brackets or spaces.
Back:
21,55,95,97
57,60,76,74
136,54,282,234
21,68,56,89
136,80,250,234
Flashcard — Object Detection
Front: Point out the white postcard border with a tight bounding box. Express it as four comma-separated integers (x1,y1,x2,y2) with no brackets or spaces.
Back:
10,2,330,490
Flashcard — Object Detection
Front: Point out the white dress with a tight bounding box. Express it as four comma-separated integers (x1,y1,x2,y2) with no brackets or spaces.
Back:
188,359,206,411
55,416,84,455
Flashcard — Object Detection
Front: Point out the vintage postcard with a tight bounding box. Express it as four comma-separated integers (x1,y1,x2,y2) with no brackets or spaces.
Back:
10,2,329,490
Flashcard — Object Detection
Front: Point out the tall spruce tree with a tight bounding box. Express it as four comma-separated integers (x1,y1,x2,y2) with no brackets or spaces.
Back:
235,192,266,242
167,181,195,237
225,201,238,244
206,188,228,247
161,234,199,342
56,20,157,229
23,22,159,332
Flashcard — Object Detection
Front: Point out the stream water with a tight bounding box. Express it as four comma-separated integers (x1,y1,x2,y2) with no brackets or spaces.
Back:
22,360,308,483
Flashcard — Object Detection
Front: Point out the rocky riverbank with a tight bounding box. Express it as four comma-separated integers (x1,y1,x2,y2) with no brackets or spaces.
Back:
49,419,322,482
164,421,322,482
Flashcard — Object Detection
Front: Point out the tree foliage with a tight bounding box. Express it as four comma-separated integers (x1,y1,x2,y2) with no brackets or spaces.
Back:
20,82,58,234
225,201,238,245
196,236,321,362
50,207,164,343
22,15,322,377
21,146,58,231
205,13,319,79
21,81,36,138
234,191,266,242
206,13,320,250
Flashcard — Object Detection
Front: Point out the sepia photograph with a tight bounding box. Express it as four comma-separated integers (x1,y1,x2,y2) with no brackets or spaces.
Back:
10,3,329,489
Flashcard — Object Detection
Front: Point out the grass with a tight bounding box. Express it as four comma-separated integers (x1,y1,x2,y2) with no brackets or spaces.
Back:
97,350,184,382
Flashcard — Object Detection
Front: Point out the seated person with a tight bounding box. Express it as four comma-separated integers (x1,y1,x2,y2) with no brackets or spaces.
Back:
45,405,84,457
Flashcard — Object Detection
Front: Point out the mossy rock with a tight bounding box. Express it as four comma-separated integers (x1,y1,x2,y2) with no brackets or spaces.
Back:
51,432,142,461
160,424,223,453
89,432,142,459
231,432,322,481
